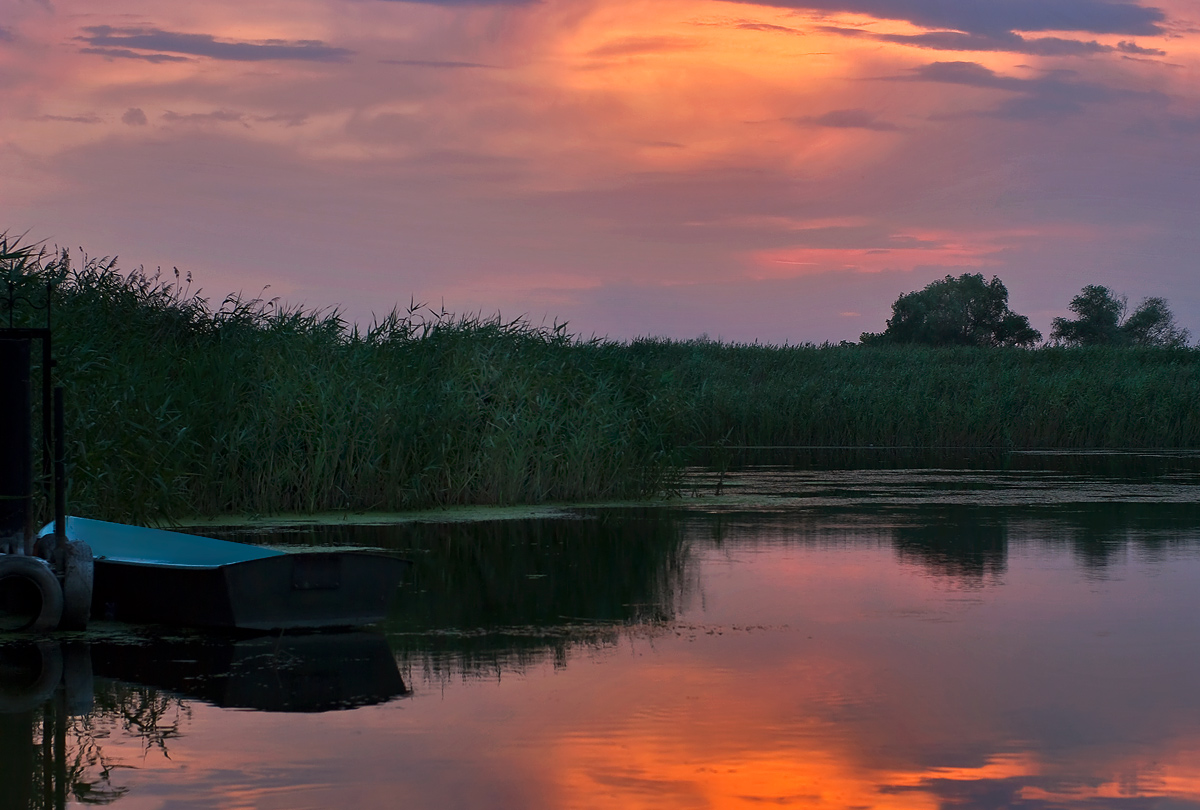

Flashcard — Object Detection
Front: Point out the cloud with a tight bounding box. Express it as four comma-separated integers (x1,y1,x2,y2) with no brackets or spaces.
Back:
790,108,901,131
1166,116,1200,135
0,27,16,43
380,59,495,68
882,32,1107,57
75,26,353,62
587,36,697,58
717,0,1167,37
692,18,806,35
1118,40,1166,55
256,112,309,127
162,109,247,125
122,108,148,126
906,61,1154,120
376,0,534,4
734,21,803,34
817,24,1161,57
79,47,190,63
911,60,1027,90
909,34,1109,56
37,113,102,124
157,109,309,129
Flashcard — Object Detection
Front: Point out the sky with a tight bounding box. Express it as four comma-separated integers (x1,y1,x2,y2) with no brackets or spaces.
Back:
2,0,1199,344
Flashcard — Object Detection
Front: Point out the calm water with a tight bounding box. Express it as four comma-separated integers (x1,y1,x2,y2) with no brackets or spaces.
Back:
4,452,1200,809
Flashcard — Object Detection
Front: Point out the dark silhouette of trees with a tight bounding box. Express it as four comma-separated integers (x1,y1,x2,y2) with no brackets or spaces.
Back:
1051,286,1191,347
860,273,1041,347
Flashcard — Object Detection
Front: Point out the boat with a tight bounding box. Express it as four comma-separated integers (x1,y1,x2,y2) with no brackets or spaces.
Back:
38,517,410,631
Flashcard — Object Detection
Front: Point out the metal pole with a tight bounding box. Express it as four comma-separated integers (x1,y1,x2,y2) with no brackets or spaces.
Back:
53,386,66,559
0,338,32,555
41,285,53,528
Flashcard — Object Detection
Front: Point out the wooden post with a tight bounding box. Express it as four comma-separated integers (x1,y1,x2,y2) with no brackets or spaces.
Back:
53,386,65,557
0,338,32,555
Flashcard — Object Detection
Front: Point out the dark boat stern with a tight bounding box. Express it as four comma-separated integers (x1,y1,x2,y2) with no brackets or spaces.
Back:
222,552,411,630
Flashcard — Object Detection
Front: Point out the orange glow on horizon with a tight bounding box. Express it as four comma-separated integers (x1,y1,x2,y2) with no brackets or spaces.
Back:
3,0,1198,341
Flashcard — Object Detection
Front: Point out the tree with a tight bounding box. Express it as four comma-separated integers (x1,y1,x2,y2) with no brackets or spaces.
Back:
860,273,1041,347
1122,297,1191,347
1050,286,1191,347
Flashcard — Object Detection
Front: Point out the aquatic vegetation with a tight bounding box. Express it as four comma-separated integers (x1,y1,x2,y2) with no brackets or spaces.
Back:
3,243,1198,523
629,339,1200,450
2,250,678,524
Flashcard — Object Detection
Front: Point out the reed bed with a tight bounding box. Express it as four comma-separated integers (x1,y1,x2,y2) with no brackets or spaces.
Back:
630,339,1200,449
5,253,678,524
5,247,1199,524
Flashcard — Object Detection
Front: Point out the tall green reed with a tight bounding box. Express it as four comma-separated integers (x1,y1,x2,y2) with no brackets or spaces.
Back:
5,240,1198,525
629,338,1200,449
3,250,678,524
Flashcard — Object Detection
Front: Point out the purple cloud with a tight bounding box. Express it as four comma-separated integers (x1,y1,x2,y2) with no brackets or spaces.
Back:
37,113,102,124
717,0,1166,37
80,47,191,63
76,26,353,63
908,61,1158,120
790,109,901,131
381,59,496,68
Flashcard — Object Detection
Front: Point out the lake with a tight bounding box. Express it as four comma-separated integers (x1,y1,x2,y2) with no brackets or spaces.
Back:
3,451,1200,809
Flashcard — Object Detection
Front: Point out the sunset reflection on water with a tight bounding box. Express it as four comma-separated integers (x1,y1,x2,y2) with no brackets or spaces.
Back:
5,489,1200,809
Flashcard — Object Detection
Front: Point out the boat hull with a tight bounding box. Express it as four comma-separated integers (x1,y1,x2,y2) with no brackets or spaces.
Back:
92,552,410,630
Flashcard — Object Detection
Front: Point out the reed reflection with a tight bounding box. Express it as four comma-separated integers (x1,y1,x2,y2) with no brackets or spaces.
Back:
0,642,108,810
218,510,694,679
685,501,1200,584
389,511,693,679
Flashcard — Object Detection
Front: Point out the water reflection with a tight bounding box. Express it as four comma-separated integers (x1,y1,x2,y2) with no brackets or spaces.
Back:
1,642,103,810
91,633,407,712
2,460,1199,808
0,633,409,809
891,507,1008,581
214,510,694,678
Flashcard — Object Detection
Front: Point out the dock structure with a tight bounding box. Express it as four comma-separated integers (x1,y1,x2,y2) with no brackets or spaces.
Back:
3,272,407,634
1,276,92,632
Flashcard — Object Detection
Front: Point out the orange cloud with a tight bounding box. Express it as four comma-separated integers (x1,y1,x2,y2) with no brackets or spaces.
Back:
747,230,1015,278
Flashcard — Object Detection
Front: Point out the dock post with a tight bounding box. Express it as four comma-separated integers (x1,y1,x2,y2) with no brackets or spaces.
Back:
0,338,32,556
52,387,65,555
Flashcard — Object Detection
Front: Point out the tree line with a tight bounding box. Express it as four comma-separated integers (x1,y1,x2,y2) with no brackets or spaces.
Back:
859,273,1193,348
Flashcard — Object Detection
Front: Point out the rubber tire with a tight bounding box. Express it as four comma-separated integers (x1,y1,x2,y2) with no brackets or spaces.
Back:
0,641,63,713
59,541,94,631
0,555,64,632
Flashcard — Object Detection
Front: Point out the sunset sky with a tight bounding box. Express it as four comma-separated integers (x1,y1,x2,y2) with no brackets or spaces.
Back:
3,0,1198,343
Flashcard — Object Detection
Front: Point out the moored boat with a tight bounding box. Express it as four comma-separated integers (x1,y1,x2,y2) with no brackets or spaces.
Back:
39,517,409,631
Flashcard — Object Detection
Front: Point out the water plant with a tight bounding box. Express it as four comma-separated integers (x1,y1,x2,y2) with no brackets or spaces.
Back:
629,339,1200,450
2,250,678,524
4,241,1198,524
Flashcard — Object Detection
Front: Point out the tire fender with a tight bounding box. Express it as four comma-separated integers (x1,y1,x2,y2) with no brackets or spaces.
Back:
0,554,65,632
0,641,64,713
59,541,94,631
